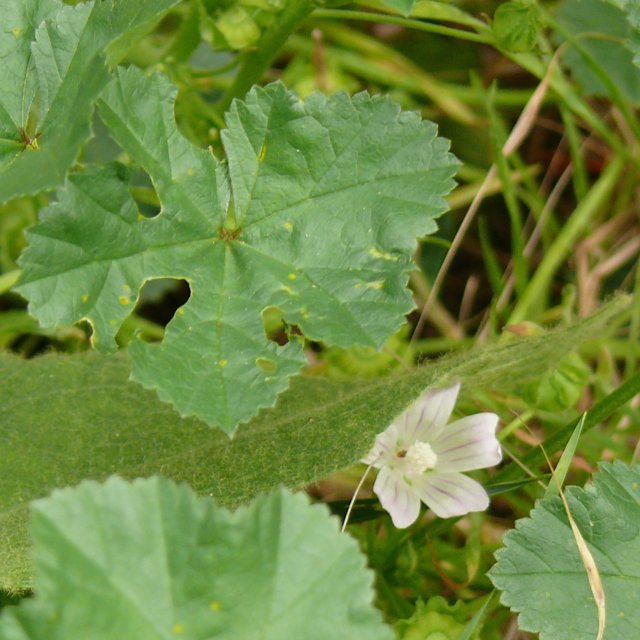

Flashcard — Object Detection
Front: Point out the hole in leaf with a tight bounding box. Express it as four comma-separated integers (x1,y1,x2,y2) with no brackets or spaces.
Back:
130,168,161,218
129,278,191,343
82,113,123,164
261,305,287,345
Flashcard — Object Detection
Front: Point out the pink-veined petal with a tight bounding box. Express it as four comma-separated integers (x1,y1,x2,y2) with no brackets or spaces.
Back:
393,381,460,446
412,472,489,518
361,424,399,467
373,467,421,528
432,413,502,472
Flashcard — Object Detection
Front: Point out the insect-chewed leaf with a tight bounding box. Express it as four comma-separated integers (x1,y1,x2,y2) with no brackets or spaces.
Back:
0,0,180,203
16,66,458,433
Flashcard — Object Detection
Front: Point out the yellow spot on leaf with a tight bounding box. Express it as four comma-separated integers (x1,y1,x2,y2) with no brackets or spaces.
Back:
187,167,195,176
12,27,23,36
177,307,185,315
287,273,297,281
118,296,130,305
173,623,184,634
256,357,277,374
369,247,398,262
258,144,266,161
284,222,293,231
218,359,228,367
81,294,89,303
365,280,384,290
210,601,221,611
354,283,362,289
109,319,117,326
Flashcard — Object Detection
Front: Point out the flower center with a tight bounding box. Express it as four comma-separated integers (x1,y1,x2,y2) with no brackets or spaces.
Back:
402,441,438,474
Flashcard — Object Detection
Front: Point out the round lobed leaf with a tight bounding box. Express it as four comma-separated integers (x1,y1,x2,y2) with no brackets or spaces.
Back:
490,461,640,639
17,67,459,432
0,477,392,639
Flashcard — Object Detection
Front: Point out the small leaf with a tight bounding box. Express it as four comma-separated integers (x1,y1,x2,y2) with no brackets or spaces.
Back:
17,67,459,433
536,352,592,410
380,0,416,15
490,461,640,640
395,597,469,639
0,478,392,639
0,0,180,204
494,0,543,52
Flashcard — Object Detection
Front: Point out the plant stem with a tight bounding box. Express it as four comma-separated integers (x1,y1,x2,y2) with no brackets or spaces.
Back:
313,8,493,44
214,0,315,118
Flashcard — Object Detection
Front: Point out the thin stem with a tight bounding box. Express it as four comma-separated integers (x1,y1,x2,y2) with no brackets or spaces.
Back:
341,463,375,533
313,9,493,44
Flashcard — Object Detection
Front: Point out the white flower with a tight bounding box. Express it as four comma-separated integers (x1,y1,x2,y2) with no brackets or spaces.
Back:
363,381,501,528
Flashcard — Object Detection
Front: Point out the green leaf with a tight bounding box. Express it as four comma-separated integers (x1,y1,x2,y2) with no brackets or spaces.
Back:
0,295,628,591
16,67,459,433
0,477,392,639
380,0,416,15
0,0,180,204
395,597,469,639
493,0,542,52
618,0,640,66
490,461,640,640
535,352,592,410
556,0,640,103
0,0,58,158
519,351,592,411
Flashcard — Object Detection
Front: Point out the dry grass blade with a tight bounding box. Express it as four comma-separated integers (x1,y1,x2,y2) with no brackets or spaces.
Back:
341,462,375,533
513,414,606,638
539,430,607,640
411,53,559,342
558,489,607,640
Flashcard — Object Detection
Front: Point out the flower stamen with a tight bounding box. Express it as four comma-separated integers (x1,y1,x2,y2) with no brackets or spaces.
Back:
404,441,438,474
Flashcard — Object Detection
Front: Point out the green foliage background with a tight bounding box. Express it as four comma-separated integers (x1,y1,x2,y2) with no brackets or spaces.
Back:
0,0,639,637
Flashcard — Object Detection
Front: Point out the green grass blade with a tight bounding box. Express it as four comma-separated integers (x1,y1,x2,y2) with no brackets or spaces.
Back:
544,412,586,499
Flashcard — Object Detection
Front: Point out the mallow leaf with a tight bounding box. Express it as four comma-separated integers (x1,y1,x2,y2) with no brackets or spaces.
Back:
493,0,542,52
0,0,180,204
490,461,640,640
16,66,458,433
556,0,640,103
0,477,392,639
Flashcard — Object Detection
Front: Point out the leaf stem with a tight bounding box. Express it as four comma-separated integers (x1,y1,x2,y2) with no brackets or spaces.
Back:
313,8,493,44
